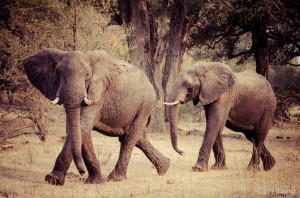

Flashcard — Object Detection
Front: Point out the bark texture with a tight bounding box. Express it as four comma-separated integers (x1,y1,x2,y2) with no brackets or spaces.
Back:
116,0,200,132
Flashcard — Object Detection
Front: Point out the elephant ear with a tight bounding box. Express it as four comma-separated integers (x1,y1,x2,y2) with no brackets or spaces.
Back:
197,63,236,105
87,50,123,104
24,48,64,101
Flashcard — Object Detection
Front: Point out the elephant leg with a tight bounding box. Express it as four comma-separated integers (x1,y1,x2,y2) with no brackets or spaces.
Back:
244,131,260,170
45,133,98,185
244,131,265,171
82,134,104,184
211,130,227,170
244,116,275,171
249,142,263,171
107,137,135,181
135,131,170,175
193,99,230,172
108,108,150,181
45,137,73,185
45,105,102,185
261,143,276,171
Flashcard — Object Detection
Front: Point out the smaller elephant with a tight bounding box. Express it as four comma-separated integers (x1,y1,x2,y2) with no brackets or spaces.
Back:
24,48,170,185
165,62,276,172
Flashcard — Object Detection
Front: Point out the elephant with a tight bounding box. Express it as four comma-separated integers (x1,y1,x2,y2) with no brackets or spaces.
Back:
164,62,276,172
24,48,170,185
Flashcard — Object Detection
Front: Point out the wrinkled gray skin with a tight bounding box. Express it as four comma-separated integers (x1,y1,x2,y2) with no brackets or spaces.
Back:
24,48,170,185
166,62,276,172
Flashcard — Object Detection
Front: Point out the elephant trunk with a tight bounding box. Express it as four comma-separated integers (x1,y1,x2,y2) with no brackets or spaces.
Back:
168,103,184,155
65,106,85,175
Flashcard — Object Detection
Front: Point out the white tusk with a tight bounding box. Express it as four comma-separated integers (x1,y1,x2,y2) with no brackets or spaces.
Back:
51,97,60,105
163,101,180,106
84,97,92,105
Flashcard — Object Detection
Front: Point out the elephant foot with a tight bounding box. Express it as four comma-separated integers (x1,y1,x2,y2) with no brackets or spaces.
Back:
211,163,228,170
192,163,208,172
156,158,170,176
85,174,105,184
246,163,261,172
108,170,127,182
246,166,260,172
262,155,276,171
45,172,65,185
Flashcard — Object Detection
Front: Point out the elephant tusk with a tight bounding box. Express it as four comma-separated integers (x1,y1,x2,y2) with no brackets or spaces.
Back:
51,97,60,104
163,101,180,106
84,97,92,105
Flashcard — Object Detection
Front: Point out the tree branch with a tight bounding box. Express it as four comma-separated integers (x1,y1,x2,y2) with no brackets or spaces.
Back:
286,62,300,67
228,45,254,59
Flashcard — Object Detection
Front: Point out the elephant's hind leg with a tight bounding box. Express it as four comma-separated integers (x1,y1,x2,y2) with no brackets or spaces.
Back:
135,132,170,175
108,107,151,181
244,116,275,171
211,131,227,170
261,144,275,171
244,131,262,170
107,135,135,181
82,135,104,184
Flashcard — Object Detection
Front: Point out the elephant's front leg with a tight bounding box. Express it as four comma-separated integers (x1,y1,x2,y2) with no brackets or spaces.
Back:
211,130,227,170
193,129,218,172
45,105,102,185
193,99,230,172
45,133,101,185
82,134,104,184
45,137,73,185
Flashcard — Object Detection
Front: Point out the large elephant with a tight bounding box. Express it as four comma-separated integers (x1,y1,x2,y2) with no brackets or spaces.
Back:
165,62,276,172
24,48,170,185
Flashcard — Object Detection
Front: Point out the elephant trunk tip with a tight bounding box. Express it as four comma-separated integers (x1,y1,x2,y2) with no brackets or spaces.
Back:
174,147,184,155
78,169,85,176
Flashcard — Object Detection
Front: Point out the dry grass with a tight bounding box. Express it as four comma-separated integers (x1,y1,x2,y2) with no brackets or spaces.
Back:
0,122,299,198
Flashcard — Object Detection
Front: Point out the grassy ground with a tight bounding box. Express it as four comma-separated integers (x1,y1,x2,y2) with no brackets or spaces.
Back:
0,121,299,198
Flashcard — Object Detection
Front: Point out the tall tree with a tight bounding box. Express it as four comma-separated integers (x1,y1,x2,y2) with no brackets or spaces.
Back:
111,0,202,131
189,0,300,80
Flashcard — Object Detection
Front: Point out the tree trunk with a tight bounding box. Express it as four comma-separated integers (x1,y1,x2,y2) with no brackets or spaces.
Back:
252,17,270,80
118,0,166,133
162,0,187,97
117,0,199,132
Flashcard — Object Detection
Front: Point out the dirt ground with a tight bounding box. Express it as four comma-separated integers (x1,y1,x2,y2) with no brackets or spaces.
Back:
0,121,299,198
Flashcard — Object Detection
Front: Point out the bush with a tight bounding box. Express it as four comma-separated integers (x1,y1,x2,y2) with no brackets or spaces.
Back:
0,0,129,142
270,65,300,121
0,88,50,143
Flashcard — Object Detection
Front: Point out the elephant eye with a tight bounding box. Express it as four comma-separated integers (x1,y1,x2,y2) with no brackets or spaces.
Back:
86,72,91,78
184,81,191,88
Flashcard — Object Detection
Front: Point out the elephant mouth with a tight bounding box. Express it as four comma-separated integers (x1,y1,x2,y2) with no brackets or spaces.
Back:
181,97,188,104
181,94,193,104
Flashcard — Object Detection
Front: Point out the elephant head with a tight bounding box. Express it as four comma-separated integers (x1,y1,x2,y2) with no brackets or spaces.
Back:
165,62,236,155
24,48,123,175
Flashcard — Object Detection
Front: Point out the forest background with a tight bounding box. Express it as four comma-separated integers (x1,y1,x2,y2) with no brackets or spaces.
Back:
0,0,299,142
